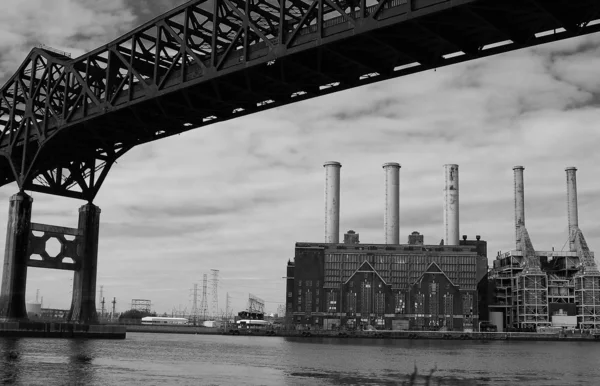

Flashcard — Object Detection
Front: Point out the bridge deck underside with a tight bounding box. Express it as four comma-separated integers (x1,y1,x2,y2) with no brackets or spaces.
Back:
1,0,599,199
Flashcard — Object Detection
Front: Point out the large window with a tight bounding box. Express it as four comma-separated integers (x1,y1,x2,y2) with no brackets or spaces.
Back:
395,292,405,314
361,281,372,315
327,291,337,313
429,282,439,320
375,293,385,315
415,293,425,315
346,292,357,313
444,293,454,329
305,290,312,313
462,292,473,316
415,293,425,329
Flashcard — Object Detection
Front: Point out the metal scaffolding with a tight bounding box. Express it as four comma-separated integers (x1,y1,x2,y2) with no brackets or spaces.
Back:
571,229,600,329
515,225,549,329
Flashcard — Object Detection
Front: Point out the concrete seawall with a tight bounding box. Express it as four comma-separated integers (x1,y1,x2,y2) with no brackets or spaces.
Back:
124,325,600,342
273,330,600,341
125,325,221,334
0,322,126,339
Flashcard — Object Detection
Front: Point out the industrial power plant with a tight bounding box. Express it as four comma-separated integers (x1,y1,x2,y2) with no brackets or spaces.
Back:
285,163,600,332
286,162,488,332
489,167,600,331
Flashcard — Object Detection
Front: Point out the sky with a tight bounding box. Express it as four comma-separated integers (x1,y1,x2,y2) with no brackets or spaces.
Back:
1,0,600,316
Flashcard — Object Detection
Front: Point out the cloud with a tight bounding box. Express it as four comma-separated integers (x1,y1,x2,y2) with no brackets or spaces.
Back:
2,5,600,314
0,0,136,80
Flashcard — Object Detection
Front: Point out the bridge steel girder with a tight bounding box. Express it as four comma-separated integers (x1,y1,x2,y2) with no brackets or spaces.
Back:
1,0,600,200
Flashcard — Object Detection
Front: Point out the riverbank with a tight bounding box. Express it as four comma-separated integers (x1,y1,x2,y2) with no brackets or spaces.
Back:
125,324,221,334
0,322,126,339
272,329,600,341
123,324,600,341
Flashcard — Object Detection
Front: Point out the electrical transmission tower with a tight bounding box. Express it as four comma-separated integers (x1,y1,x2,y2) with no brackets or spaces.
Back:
211,269,219,319
190,283,199,325
99,285,105,317
225,292,230,320
200,274,208,321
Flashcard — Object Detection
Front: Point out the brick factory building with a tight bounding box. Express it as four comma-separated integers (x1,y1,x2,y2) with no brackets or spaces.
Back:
285,162,489,332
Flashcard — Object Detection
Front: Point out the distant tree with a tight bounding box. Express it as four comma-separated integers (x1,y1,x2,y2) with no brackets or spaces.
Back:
118,309,156,321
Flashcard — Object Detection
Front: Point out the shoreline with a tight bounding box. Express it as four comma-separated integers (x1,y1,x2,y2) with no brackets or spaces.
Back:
124,325,600,341
0,322,126,339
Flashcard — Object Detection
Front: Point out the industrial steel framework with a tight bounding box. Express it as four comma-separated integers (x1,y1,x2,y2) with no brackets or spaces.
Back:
514,225,550,329
571,229,600,329
248,293,265,314
211,269,219,319
1,0,600,200
200,274,208,320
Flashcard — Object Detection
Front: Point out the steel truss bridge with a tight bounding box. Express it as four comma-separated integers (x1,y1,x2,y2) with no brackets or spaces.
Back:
1,0,599,201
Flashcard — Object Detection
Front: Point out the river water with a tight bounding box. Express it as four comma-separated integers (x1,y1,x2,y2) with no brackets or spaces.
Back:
1,333,598,385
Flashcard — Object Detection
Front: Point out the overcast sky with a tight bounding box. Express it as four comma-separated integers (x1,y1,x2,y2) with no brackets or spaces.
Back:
1,0,600,315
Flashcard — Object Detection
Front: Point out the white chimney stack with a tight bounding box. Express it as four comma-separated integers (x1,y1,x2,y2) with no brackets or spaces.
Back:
513,166,525,249
324,161,341,244
566,166,578,252
383,162,400,244
443,164,459,246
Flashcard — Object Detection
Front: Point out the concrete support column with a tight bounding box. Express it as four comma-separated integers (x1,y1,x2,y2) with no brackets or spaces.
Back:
68,203,100,324
443,164,459,246
383,162,400,244
0,192,33,322
513,166,525,249
324,161,341,244
566,167,578,252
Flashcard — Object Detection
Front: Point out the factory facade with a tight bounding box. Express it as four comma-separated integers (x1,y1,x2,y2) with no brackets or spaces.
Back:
286,162,489,331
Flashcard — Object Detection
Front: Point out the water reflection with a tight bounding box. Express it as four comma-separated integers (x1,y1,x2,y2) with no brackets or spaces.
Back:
0,334,599,385
66,339,97,385
0,338,21,384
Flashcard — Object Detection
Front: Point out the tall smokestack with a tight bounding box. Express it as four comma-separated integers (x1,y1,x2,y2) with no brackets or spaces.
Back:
324,161,341,244
566,166,578,252
513,166,525,249
443,164,459,246
383,162,400,244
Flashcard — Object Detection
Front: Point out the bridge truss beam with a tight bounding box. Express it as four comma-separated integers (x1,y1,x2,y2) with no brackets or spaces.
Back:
1,0,599,199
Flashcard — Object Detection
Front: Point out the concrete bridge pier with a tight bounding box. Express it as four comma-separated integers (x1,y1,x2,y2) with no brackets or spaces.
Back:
0,192,33,322
67,203,101,324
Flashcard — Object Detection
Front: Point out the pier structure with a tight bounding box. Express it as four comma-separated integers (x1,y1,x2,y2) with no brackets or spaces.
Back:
0,192,100,324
